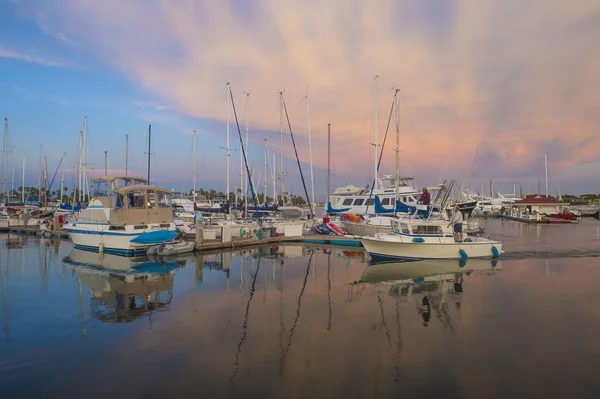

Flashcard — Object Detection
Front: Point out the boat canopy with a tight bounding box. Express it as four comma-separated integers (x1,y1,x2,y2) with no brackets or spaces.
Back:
92,176,149,197
109,185,173,225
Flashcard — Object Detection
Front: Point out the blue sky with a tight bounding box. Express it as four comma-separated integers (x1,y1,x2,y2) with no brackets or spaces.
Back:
1,0,599,199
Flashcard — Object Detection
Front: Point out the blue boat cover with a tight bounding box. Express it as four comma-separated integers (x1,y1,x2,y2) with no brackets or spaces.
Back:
130,230,179,244
326,202,351,214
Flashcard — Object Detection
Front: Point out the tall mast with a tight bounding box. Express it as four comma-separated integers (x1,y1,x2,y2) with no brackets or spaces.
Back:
43,157,47,209
394,88,400,211
1,118,6,200
21,152,25,204
104,150,108,176
77,134,82,202
272,151,277,202
327,123,331,205
60,152,66,204
226,83,231,204
373,76,379,194
263,139,267,204
193,130,197,203
244,92,250,215
544,154,548,197
11,148,15,200
147,125,151,184
125,134,129,176
239,142,243,205
82,117,87,201
279,91,284,204
305,86,315,214
38,144,43,203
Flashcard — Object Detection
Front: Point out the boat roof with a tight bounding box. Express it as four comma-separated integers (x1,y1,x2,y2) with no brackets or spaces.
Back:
115,185,172,195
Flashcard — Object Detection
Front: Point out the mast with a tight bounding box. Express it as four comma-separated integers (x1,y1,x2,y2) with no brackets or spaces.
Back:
244,92,250,215
60,152,66,204
125,134,129,176
305,86,315,214
394,88,400,213
21,152,25,204
240,143,243,206
43,157,47,209
327,123,331,206
193,130,197,203
544,154,548,197
104,150,108,176
272,151,277,202
82,117,87,201
1,118,6,200
147,125,151,184
11,148,15,201
77,134,82,202
226,83,231,204
373,76,379,194
38,145,43,203
279,91,284,204
263,139,267,204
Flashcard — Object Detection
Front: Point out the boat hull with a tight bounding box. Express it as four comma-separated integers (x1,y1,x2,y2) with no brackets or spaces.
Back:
361,237,502,260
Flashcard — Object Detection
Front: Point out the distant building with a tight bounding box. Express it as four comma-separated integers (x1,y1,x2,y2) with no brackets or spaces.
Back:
512,194,568,215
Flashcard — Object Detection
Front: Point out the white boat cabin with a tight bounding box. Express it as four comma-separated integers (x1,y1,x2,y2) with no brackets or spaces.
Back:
391,219,453,238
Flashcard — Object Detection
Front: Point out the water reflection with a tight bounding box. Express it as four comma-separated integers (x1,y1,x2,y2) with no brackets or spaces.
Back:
63,249,186,324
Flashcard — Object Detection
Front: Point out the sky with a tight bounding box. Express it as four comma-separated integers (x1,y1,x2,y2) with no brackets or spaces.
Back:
0,0,599,200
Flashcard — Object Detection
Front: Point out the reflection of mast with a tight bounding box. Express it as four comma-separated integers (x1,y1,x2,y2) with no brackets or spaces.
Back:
279,251,313,375
327,252,332,331
230,257,261,387
376,287,401,381
1,243,11,339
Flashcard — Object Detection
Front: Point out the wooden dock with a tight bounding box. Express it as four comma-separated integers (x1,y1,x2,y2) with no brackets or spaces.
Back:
4,226,362,251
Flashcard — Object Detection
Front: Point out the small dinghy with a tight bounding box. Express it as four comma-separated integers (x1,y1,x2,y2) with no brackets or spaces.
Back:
315,223,333,235
325,222,348,236
148,240,195,256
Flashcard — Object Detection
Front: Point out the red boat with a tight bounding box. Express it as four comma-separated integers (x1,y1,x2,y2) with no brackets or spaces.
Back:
549,213,575,220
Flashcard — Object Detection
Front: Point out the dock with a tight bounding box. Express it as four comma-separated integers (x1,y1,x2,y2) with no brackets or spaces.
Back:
4,226,362,251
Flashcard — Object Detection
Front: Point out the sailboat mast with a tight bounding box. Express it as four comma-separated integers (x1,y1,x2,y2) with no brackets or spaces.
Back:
1,118,6,200
279,91,284,204
244,93,250,215
125,134,129,176
21,152,25,204
239,142,243,205
226,83,231,204
263,139,267,204
544,154,548,197
373,75,379,194
60,152,66,204
38,144,42,202
147,125,151,184
193,130,197,203
306,86,315,214
82,117,87,201
394,88,400,211
272,151,277,202
104,151,108,176
327,123,331,205
43,157,47,209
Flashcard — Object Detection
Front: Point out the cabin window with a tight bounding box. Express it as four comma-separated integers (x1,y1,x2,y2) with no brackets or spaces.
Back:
400,223,410,234
381,198,390,205
134,225,148,230
93,180,111,196
353,199,364,206
402,196,408,202
108,226,125,231
147,191,157,208
112,194,124,209
127,191,147,209
158,192,171,208
414,225,443,235
160,223,171,228
365,198,375,206
342,199,353,206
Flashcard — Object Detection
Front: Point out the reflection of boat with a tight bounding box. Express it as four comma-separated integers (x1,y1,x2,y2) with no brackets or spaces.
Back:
64,248,186,323
360,258,502,284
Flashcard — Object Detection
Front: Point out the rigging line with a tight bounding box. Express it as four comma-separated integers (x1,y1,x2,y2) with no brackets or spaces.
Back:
228,85,258,207
281,94,314,217
365,95,396,213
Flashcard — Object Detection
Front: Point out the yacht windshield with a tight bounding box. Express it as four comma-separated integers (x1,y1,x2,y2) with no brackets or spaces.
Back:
93,180,111,196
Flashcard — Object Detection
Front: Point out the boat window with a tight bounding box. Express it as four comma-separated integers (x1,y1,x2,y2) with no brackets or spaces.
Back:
158,192,171,208
134,224,148,230
413,225,443,235
402,196,407,202
353,199,364,206
127,190,146,209
147,191,157,208
112,193,125,209
365,198,375,206
93,180,111,196
381,198,390,205
342,199,353,206
108,226,125,231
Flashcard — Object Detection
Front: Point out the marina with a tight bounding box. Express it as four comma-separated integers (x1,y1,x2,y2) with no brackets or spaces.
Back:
2,217,600,397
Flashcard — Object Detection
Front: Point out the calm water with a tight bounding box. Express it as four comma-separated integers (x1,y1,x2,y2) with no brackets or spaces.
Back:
1,218,600,398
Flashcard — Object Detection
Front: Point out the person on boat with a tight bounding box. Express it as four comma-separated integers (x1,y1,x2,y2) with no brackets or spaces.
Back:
419,188,431,205
448,206,464,242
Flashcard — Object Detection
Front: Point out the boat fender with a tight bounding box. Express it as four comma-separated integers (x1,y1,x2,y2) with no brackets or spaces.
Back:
412,237,425,243
492,246,500,258
459,249,468,259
